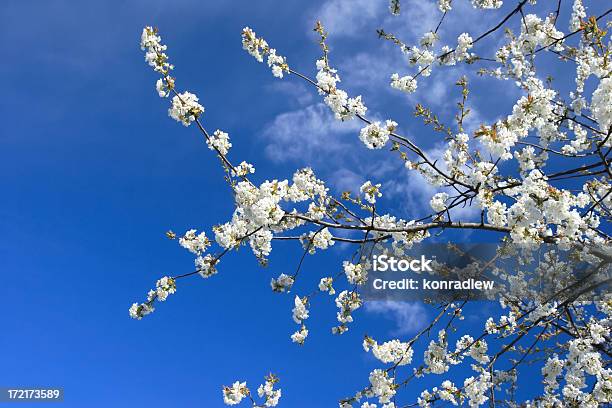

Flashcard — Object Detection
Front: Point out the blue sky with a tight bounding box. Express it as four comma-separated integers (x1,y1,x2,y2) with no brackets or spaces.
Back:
1,0,607,406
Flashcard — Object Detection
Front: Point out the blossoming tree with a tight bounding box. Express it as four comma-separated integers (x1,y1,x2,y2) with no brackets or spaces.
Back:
132,0,612,406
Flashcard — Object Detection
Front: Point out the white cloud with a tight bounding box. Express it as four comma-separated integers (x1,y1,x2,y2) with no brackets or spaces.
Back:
385,169,439,217
340,51,400,90
388,0,441,39
463,104,485,134
365,300,427,335
310,0,443,41
329,167,364,192
313,0,385,37
265,81,314,108
421,74,452,108
261,103,361,163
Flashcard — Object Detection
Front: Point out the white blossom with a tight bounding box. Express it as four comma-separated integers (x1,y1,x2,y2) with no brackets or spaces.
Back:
242,27,267,63
156,78,169,97
343,261,368,285
542,354,564,392
318,277,335,295
570,0,586,31
464,372,491,407
140,26,173,74
438,380,459,405
364,336,414,366
487,201,507,227
455,33,473,61
267,49,288,78
257,376,282,407
129,301,154,320
232,161,255,177
390,73,417,94
271,273,294,293
292,296,309,324
334,290,362,333
369,369,396,404
359,120,397,149
438,0,452,12
423,329,454,374
311,228,335,251
249,229,273,258
456,335,490,364
315,58,367,121
430,192,449,213
360,181,382,204
195,255,218,278
207,130,232,155
588,320,609,345
291,325,308,345
155,276,176,302
223,381,248,405
168,92,204,126
420,32,438,48
472,0,502,9
591,77,612,136
179,229,211,255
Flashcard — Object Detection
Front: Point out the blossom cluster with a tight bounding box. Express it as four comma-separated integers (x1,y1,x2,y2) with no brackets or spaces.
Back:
129,276,176,320
430,192,449,213
134,5,612,406
223,374,282,407
359,120,397,150
178,229,210,255
360,181,382,204
242,27,289,78
291,296,309,344
390,73,417,94
318,277,335,294
140,26,173,75
315,59,367,121
369,369,396,404
257,375,282,407
140,27,204,126
333,290,363,335
270,273,294,293
363,336,414,366
343,261,368,285
207,129,232,155
168,92,204,126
